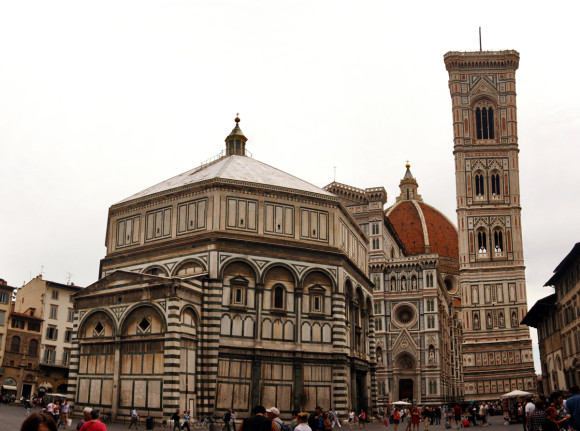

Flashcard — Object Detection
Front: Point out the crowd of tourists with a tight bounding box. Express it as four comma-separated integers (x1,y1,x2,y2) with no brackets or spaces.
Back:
517,387,580,431
20,407,107,431
17,386,580,431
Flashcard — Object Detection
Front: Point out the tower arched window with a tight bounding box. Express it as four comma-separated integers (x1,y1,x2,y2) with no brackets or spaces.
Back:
494,230,504,253
477,231,487,253
491,173,501,196
474,173,485,197
475,106,495,139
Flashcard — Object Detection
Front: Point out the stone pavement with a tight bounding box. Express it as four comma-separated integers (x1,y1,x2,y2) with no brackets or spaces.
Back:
0,404,518,431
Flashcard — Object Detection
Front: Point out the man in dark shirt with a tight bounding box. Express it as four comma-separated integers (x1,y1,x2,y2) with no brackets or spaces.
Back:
242,406,277,431
308,407,322,431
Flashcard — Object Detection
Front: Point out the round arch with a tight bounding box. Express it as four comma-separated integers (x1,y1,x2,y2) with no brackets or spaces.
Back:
180,305,199,337
260,262,299,286
344,278,355,298
172,258,207,277
77,308,118,338
141,265,169,277
219,258,260,281
119,303,167,336
300,268,336,292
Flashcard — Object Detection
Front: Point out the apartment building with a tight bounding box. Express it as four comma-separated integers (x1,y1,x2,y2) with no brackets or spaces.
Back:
15,275,83,394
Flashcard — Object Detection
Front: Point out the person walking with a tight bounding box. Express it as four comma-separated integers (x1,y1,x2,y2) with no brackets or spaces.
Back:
128,408,139,430
224,410,233,431
453,405,462,430
348,411,355,430
411,407,420,431
392,408,400,431
181,410,191,431
358,410,366,429
53,401,61,426
422,407,431,431
331,408,341,429
59,400,70,429
170,409,181,431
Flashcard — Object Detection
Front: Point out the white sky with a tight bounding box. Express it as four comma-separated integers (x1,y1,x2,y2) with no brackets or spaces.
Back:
1,1,579,373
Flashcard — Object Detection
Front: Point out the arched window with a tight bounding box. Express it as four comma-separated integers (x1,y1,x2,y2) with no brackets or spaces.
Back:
494,230,504,252
491,173,501,196
273,285,285,309
390,247,395,258
10,336,20,353
474,173,485,197
144,267,167,277
477,231,487,253
476,106,494,139
28,339,38,356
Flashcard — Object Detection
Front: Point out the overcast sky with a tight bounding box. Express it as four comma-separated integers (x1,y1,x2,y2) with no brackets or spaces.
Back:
1,1,578,372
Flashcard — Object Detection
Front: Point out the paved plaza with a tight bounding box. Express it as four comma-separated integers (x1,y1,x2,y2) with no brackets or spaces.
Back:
0,404,520,431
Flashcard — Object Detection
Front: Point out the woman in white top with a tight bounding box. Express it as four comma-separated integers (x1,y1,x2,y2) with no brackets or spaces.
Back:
349,411,356,430
295,412,312,431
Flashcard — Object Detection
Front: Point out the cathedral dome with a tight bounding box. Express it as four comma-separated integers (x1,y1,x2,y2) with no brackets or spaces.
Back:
386,200,458,259
385,164,458,259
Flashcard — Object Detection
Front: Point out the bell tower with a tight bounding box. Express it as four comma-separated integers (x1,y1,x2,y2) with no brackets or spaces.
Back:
444,50,536,399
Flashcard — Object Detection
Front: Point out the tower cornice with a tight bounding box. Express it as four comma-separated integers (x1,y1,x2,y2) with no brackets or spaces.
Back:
444,50,520,71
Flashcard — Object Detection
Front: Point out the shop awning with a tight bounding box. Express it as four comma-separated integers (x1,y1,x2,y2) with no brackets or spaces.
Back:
2,385,17,391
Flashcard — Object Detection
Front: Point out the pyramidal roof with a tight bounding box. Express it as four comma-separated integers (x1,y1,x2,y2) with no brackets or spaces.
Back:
115,154,334,206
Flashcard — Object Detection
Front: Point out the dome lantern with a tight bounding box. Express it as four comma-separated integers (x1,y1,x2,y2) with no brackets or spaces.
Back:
396,161,423,202
225,114,248,156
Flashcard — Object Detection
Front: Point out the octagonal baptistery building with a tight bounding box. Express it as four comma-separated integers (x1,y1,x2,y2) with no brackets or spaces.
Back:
69,118,376,419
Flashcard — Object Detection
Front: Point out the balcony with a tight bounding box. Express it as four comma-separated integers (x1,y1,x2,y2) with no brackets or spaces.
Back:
39,359,69,368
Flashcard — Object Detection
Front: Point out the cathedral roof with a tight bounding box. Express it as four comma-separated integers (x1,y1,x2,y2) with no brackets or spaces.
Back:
116,154,334,205
386,164,458,259
115,116,335,206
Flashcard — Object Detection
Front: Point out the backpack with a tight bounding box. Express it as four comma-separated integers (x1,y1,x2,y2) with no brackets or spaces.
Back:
274,418,292,431
329,412,334,421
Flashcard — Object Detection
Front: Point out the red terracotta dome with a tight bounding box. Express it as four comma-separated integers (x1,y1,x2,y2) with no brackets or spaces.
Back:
386,201,458,259
386,163,458,260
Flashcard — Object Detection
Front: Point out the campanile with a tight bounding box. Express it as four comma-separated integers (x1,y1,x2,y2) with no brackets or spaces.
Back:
443,51,536,399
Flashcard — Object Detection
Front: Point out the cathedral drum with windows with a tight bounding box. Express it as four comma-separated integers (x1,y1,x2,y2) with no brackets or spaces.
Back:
69,117,376,419
444,50,536,398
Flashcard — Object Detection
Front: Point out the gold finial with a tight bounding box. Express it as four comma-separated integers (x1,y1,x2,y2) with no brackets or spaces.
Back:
405,160,410,169
235,113,240,123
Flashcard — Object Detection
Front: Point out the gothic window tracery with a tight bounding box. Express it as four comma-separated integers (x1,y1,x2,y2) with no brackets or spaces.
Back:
490,172,501,196
494,229,504,253
475,103,495,139
477,230,488,254
474,173,485,197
